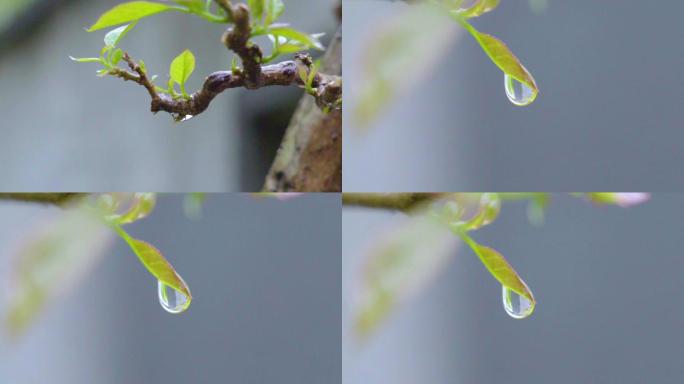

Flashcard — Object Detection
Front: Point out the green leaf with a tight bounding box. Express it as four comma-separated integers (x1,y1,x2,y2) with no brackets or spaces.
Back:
110,48,124,65
264,0,284,25
355,215,459,338
249,0,265,22
268,26,324,51
169,49,196,94
88,1,173,32
583,193,650,208
104,22,137,48
69,56,103,63
454,0,500,18
459,233,535,313
183,193,206,220
461,193,501,231
5,208,114,336
454,16,539,103
353,5,458,125
99,193,157,225
114,226,192,305
172,0,205,13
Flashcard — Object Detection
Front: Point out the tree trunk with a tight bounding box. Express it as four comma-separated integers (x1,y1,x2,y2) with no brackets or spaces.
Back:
263,27,342,192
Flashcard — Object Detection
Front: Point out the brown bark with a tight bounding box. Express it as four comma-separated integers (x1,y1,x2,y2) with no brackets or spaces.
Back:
263,28,342,192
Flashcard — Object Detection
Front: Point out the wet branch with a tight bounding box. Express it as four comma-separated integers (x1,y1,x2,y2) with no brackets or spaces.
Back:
342,193,445,212
109,0,341,121
0,194,86,206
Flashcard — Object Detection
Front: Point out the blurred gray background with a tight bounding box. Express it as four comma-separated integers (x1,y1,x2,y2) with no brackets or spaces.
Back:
344,0,684,191
343,194,684,383
0,194,340,383
0,0,338,191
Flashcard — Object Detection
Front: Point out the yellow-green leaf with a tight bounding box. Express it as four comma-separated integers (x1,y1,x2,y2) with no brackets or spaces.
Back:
5,208,114,335
355,215,459,338
457,0,501,18
169,49,196,89
460,234,535,312
88,1,173,32
455,16,539,104
462,193,501,231
115,226,192,302
354,5,458,125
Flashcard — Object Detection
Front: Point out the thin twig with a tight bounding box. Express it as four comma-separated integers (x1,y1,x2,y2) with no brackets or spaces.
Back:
0,194,86,206
342,193,445,212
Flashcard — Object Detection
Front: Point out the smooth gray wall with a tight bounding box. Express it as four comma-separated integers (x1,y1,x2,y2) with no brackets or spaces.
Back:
343,194,684,383
344,0,684,191
0,194,341,383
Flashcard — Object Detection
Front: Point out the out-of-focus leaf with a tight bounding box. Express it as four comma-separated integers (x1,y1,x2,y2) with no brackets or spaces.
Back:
461,193,501,231
114,226,192,305
526,193,550,226
183,193,206,220
459,233,535,313
353,4,459,126
249,0,265,23
5,208,115,336
88,1,174,32
454,16,539,104
264,0,284,25
584,193,650,208
98,193,157,225
452,0,500,18
354,215,459,338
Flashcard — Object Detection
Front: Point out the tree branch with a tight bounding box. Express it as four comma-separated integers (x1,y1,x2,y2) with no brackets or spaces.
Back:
0,193,86,206
109,2,341,122
342,193,445,212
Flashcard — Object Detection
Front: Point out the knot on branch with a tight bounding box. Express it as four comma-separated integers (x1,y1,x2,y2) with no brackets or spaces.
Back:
222,4,263,89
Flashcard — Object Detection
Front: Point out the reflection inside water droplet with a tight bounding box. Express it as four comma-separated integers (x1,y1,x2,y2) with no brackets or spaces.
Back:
180,115,194,122
502,286,533,319
504,74,535,106
158,281,190,314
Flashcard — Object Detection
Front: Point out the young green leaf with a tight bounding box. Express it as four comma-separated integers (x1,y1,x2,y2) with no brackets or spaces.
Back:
264,0,285,25
461,193,501,231
454,16,539,104
5,208,114,335
354,5,458,125
104,22,137,48
169,49,196,95
355,216,460,338
268,26,324,51
584,193,650,208
114,226,192,305
99,193,157,225
455,0,501,18
88,1,173,32
110,48,124,66
249,0,265,23
459,233,535,315
69,56,103,63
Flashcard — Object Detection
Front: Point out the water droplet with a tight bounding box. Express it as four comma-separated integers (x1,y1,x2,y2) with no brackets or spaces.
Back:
502,286,534,319
504,74,535,106
158,281,190,314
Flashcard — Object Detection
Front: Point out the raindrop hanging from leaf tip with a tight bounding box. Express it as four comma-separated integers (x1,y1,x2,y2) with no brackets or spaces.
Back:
502,286,534,319
504,74,536,106
158,281,191,314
